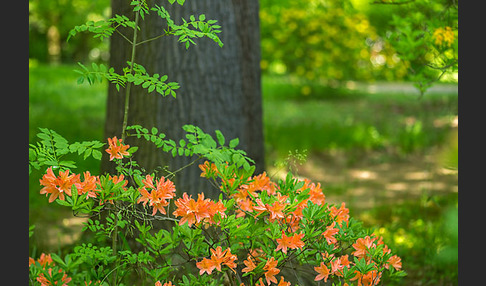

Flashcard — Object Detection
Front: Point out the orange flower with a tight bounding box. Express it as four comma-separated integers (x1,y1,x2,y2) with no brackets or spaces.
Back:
298,179,326,205
196,246,237,275
173,193,226,227
39,167,80,203
322,222,339,245
242,255,257,273
137,175,176,216
105,136,130,161
352,236,377,259
36,268,72,286
263,257,280,285
267,199,287,222
314,262,330,282
29,253,54,268
75,171,100,199
329,202,349,226
199,160,219,178
277,276,291,286
211,246,237,272
351,269,382,286
386,255,402,271
196,257,216,275
276,232,305,254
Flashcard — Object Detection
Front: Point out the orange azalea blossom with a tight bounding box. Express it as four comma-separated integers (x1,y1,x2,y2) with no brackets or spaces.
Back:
75,171,100,199
263,257,280,285
329,255,350,277
386,255,402,271
40,167,80,203
36,268,72,286
242,255,257,273
196,246,237,275
277,276,291,286
105,136,130,161
235,197,254,218
29,253,54,268
173,193,226,227
196,257,216,275
276,232,305,254
137,175,176,216
351,269,382,286
240,172,278,196
352,236,377,259
329,202,350,226
322,222,339,245
314,262,331,282
297,178,326,205
199,160,219,178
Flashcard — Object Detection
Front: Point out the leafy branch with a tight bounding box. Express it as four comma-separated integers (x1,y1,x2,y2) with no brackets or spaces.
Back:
151,4,223,49
29,128,105,174
74,62,180,97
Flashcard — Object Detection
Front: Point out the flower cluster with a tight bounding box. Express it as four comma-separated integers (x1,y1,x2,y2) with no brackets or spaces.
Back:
196,246,237,275
172,192,226,227
311,235,402,286
433,26,455,47
39,166,127,204
137,174,176,216
29,253,72,286
105,136,130,161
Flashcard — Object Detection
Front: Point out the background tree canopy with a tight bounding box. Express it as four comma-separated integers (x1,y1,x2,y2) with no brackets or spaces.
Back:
30,0,457,92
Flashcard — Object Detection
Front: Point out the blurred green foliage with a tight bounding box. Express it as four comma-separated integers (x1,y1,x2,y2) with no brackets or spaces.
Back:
362,192,458,285
29,0,110,63
29,0,457,95
260,0,408,83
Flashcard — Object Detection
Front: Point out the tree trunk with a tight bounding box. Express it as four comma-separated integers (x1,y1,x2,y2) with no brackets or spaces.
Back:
101,0,264,200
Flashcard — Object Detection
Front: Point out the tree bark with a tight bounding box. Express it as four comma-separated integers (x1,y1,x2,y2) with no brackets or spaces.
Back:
101,0,264,200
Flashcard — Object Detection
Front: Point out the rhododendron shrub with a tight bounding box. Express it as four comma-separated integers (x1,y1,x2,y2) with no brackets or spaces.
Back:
30,125,405,285
29,0,406,285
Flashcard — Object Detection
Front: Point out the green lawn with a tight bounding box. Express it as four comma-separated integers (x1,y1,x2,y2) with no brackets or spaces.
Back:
262,75,458,159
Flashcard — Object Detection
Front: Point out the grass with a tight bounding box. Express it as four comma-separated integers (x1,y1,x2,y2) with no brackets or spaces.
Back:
262,75,458,161
29,64,458,285
29,63,107,227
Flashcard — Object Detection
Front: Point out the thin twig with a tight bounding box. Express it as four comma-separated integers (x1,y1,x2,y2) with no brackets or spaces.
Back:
115,29,133,45
136,32,169,46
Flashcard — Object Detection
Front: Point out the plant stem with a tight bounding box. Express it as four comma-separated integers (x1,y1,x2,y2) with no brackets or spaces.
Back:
113,9,140,286
121,10,140,142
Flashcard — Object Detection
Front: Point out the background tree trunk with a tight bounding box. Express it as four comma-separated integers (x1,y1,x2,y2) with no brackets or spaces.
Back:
101,0,264,200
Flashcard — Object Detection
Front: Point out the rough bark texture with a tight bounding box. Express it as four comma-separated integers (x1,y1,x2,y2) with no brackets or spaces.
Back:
101,0,264,200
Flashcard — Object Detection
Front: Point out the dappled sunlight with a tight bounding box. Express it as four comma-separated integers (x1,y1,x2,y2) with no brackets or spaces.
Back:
267,147,458,215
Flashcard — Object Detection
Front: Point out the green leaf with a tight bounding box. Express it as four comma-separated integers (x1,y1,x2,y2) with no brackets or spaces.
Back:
215,130,225,146
128,146,139,154
92,150,102,160
199,14,206,21
55,199,73,207
229,138,239,148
